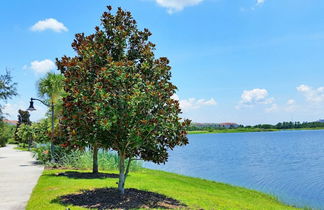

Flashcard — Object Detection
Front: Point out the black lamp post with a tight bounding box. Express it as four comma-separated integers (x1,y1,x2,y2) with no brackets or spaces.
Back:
28,97,55,162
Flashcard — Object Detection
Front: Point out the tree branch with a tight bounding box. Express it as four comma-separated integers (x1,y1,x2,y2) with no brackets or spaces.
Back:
124,157,132,179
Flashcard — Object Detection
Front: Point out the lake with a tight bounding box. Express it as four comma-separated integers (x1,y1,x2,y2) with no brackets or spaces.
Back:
144,130,324,209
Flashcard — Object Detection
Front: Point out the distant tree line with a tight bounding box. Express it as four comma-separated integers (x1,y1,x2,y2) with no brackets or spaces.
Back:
188,123,243,131
253,121,324,129
189,121,324,131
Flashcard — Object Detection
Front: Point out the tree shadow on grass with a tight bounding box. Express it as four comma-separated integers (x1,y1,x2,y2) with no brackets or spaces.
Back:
54,171,119,179
52,188,187,209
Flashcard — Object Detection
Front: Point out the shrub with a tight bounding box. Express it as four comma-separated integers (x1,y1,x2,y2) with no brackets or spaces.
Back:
0,137,6,147
32,143,142,171
0,123,15,147
32,144,51,164
16,124,33,148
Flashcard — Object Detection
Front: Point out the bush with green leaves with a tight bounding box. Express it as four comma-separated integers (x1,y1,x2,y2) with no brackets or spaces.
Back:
31,119,51,143
32,143,142,171
0,122,16,147
15,118,52,149
16,124,33,148
32,144,52,164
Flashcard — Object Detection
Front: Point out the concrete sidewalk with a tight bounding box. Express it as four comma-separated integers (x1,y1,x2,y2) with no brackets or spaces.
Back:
0,145,44,210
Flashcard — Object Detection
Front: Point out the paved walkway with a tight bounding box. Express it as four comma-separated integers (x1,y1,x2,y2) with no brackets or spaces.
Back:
0,145,44,210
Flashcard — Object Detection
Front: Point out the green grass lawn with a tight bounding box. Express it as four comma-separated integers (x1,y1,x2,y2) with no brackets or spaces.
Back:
27,169,299,210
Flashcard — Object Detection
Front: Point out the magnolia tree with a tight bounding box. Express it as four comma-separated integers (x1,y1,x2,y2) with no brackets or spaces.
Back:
56,6,190,194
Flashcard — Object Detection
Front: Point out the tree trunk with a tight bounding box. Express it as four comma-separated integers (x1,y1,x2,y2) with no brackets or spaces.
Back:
92,145,99,174
118,152,126,195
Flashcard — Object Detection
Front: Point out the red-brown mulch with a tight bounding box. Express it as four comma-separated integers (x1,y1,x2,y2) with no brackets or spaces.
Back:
58,188,187,209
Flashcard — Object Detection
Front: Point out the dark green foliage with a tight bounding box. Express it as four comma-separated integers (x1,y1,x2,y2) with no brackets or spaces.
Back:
56,6,190,194
256,121,324,129
14,110,31,144
0,70,17,133
0,122,15,147
31,118,51,143
16,124,33,147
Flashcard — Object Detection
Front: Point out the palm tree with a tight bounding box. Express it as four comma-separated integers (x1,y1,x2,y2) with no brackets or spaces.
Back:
37,72,64,104
37,73,100,173
37,73,65,119
37,73,64,162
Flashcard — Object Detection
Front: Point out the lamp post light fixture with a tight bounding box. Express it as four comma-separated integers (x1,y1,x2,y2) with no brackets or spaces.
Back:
27,97,55,162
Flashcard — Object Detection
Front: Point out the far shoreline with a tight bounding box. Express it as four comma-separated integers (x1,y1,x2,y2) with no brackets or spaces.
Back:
188,127,324,134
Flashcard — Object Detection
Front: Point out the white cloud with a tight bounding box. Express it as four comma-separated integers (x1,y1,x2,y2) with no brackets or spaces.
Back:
265,103,278,112
30,18,68,32
297,84,324,103
2,101,47,122
256,0,265,5
236,88,275,110
243,0,265,11
239,88,273,105
24,59,56,74
296,84,311,92
287,99,295,105
2,103,19,119
156,0,204,14
241,88,268,103
285,99,297,112
172,94,217,111
261,99,298,113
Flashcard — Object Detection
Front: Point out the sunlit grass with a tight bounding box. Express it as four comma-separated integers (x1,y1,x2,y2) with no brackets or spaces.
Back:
27,169,299,210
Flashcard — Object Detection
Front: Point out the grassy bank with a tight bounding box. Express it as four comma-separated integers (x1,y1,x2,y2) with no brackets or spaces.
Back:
27,169,298,210
188,127,324,134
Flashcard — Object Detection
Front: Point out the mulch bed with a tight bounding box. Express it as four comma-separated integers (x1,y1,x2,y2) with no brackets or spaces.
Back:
58,188,187,209
56,171,119,179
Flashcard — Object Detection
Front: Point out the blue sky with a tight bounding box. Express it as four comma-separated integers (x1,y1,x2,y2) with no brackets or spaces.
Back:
1,0,324,125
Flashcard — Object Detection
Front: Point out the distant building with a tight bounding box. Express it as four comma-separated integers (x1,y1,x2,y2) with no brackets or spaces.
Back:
218,122,239,128
2,119,18,126
317,119,324,123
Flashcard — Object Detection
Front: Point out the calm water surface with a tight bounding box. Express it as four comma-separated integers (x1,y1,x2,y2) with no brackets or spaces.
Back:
144,130,324,209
